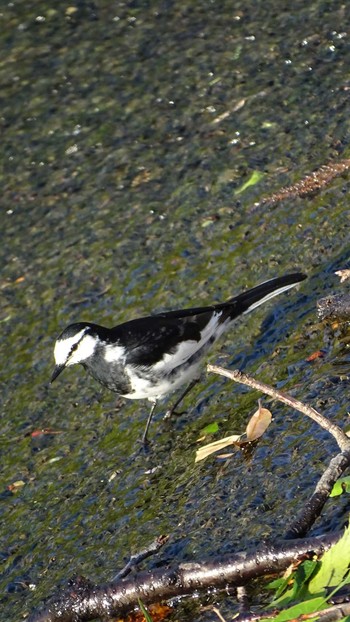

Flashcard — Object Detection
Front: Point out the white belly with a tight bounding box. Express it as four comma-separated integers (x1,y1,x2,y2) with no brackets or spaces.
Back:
122,361,201,401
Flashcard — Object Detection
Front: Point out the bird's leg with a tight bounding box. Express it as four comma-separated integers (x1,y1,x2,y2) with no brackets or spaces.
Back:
141,399,157,445
164,377,200,419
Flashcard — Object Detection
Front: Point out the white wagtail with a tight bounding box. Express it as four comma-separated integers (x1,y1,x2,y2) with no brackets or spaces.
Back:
51,272,306,443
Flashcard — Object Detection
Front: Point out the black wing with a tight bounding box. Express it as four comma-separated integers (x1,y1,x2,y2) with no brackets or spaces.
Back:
108,312,215,367
103,272,306,367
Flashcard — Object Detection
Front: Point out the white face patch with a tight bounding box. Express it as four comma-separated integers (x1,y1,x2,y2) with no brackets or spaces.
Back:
54,329,97,367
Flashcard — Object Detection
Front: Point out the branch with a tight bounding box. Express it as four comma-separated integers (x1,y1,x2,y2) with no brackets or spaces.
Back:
256,159,350,207
207,366,350,538
26,533,340,622
27,369,349,621
285,450,350,539
113,534,169,580
317,293,350,321
207,367,350,452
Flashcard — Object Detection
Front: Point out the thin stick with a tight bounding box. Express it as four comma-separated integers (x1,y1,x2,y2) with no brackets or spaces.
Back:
113,535,169,581
236,585,251,615
207,366,350,452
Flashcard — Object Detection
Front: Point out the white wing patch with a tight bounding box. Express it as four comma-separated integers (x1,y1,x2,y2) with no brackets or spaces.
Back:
104,344,126,363
123,368,162,400
123,313,228,400
152,311,226,374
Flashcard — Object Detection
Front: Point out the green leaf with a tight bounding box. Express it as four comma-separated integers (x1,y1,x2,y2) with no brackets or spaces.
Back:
264,528,350,622
200,422,219,435
269,559,319,607
234,170,264,195
267,576,288,590
308,524,350,594
267,575,293,601
260,596,326,622
138,599,154,622
330,476,350,497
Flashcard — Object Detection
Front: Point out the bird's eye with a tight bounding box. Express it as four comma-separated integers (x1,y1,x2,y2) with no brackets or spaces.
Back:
68,341,80,359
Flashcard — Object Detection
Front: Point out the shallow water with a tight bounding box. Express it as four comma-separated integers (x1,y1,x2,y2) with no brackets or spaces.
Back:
1,1,350,620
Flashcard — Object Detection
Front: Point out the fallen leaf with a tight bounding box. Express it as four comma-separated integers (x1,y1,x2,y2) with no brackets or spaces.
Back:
131,169,152,187
199,421,220,436
306,350,324,362
7,480,25,492
195,434,242,462
46,457,62,464
234,170,264,195
335,269,350,283
245,402,272,441
115,602,172,622
31,428,62,437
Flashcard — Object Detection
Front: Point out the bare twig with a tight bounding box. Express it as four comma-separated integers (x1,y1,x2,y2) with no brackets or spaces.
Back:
257,159,350,207
207,366,350,452
26,369,350,622
113,534,169,580
317,601,350,622
207,366,350,538
203,605,228,622
236,585,251,615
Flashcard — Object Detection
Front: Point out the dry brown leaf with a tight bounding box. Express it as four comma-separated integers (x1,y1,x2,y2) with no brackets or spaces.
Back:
195,434,242,463
245,403,272,441
7,480,25,492
131,169,152,187
115,602,172,622
306,350,324,362
195,401,273,463
335,269,350,283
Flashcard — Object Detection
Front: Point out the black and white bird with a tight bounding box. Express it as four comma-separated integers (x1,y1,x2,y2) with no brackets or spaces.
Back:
51,272,306,443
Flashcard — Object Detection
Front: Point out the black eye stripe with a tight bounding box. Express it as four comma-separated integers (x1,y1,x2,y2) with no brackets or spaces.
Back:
69,338,83,357
68,330,90,357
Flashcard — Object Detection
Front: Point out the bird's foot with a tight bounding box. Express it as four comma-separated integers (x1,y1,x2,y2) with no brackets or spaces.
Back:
131,437,151,458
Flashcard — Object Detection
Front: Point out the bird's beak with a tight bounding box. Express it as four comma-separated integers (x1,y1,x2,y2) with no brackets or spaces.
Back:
50,364,65,383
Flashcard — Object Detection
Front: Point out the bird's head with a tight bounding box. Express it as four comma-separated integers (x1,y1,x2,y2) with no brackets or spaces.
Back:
51,323,98,383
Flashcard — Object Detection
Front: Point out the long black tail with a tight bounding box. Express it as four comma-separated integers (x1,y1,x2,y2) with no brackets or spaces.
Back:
156,273,306,321
221,272,306,321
